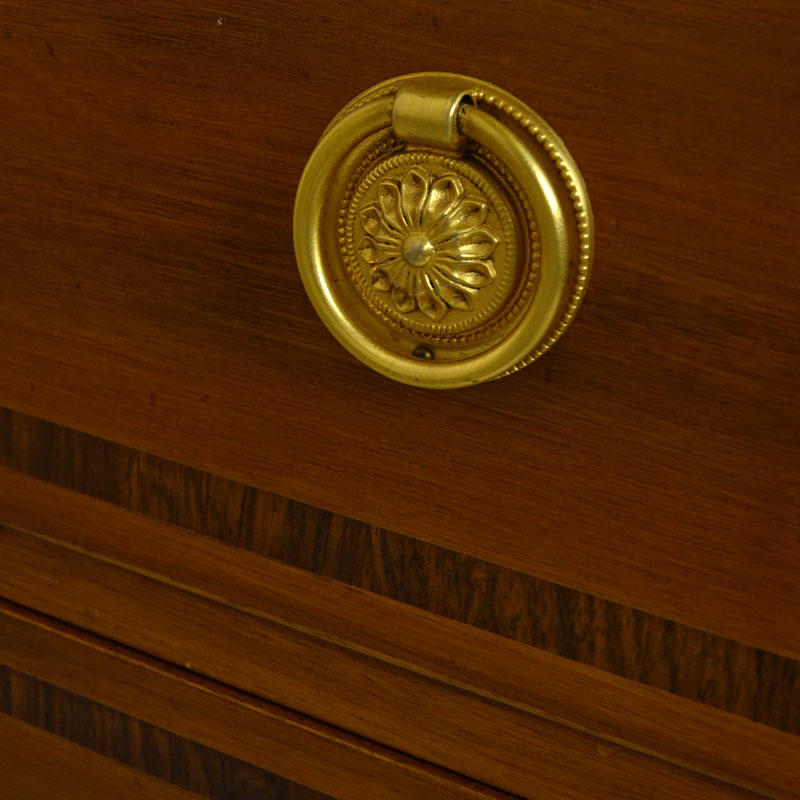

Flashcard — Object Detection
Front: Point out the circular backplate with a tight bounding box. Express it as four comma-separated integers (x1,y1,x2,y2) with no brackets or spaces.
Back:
293,73,593,389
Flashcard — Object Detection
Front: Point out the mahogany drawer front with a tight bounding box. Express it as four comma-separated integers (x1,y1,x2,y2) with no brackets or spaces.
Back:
0,0,797,659
0,714,209,800
0,609,503,800
1,1,799,798
1,434,799,799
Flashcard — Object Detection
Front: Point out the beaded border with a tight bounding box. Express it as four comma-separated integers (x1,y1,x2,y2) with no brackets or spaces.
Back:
472,90,592,377
329,79,592,376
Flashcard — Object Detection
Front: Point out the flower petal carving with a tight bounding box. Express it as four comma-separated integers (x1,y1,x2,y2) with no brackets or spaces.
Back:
433,199,488,243
400,168,430,227
371,269,392,291
429,273,476,312
371,258,404,291
440,226,498,260
360,203,400,243
357,235,378,264
378,182,407,232
357,235,397,265
423,174,464,231
391,274,416,313
434,259,496,288
358,167,499,321
417,276,448,321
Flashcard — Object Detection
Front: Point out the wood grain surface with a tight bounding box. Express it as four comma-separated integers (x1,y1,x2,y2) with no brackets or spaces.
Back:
0,676,343,800
0,526,782,800
4,472,800,798
0,713,209,800
0,1,798,660
2,407,797,736
0,604,516,800
4,464,800,800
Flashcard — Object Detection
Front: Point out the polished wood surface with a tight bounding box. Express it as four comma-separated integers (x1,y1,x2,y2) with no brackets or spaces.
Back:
0,606,514,800
1,664,333,800
2,1,799,796
4,472,799,797
0,714,207,800
0,604,508,800
3,408,797,736
1,526,782,800
1,0,798,660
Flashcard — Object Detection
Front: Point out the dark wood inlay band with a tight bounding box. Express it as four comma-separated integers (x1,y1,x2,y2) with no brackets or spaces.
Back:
1,407,798,734
0,664,332,800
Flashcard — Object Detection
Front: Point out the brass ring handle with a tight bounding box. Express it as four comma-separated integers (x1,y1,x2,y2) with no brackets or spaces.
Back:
293,73,593,389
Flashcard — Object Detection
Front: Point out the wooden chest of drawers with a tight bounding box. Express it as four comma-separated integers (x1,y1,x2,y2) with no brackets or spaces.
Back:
1,1,798,797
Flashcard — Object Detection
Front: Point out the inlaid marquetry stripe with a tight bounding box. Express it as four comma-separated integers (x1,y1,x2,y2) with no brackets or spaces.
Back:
0,665,333,800
1,407,798,735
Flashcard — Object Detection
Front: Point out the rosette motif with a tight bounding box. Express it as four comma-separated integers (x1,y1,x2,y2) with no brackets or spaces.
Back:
356,167,498,321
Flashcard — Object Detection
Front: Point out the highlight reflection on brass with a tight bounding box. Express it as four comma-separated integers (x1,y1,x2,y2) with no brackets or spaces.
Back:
294,73,593,389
